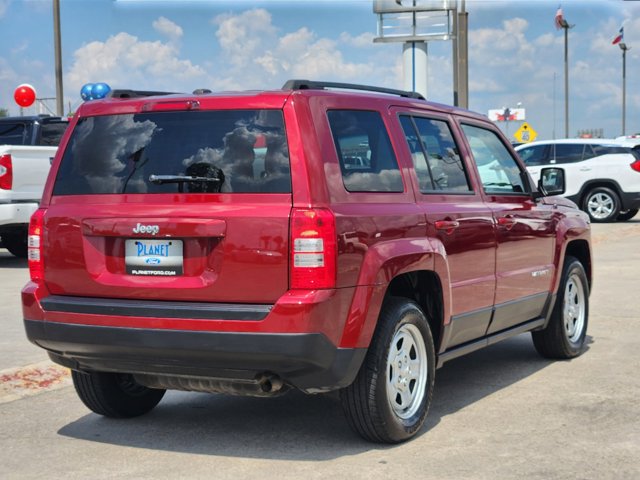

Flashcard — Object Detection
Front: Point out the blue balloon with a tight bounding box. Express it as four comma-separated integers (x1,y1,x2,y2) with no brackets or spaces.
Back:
91,82,111,100
80,83,94,101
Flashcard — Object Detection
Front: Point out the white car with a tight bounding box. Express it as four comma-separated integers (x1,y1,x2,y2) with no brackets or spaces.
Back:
516,139,640,222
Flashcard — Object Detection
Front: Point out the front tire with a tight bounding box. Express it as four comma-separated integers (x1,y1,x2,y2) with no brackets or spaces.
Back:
532,256,589,359
72,371,166,418
583,187,620,222
340,298,435,443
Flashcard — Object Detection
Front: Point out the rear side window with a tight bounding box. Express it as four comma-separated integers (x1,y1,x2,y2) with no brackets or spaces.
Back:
0,122,30,145
553,144,584,163
38,121,68,146
399,115,470,193
53,110,290,195
591,144,634,156
327,110,403,192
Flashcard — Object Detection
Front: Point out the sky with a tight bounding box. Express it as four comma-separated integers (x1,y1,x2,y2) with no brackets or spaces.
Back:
0,0,638,141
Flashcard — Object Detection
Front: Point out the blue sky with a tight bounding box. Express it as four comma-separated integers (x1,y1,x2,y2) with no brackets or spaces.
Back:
0,0,638,140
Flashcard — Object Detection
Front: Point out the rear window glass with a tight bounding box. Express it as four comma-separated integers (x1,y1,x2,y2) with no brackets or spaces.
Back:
327,110,403,193
591,144,633,156
552,144,584,163
53,110,290,195
0,122,31,145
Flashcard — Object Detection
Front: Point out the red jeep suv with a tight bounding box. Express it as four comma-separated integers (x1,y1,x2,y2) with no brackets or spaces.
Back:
23,80,592,443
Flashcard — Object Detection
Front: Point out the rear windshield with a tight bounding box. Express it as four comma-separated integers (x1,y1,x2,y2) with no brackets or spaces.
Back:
53,110,291,195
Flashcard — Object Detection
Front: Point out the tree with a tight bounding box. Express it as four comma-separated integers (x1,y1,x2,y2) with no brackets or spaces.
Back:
0,108,9,118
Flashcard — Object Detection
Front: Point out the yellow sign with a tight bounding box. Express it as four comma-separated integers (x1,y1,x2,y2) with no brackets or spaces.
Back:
514,122,537,143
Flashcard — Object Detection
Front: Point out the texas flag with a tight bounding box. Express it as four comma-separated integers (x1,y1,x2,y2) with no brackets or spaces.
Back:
612,26,624,45
554,7,565,30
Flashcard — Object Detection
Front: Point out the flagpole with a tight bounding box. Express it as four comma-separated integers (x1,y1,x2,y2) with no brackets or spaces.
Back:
620,42,629,135
562,21,573,138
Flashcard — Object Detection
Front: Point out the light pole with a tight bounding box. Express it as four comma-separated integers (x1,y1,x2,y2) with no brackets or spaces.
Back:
558,16,573,138
53,0,64,116
619,42,630,136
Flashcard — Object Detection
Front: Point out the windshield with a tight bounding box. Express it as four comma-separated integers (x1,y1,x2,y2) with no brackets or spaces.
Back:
53,109,291,195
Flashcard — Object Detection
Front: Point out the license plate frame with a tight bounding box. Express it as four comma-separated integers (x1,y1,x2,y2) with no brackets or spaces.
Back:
125,239,184,276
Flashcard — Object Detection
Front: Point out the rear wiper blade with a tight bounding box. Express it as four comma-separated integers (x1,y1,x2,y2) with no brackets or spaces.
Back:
149,174,224,185
149,173,225,193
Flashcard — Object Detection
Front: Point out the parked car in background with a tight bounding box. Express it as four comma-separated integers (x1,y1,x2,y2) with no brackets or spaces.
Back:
516,139,640,222
0,115,69,257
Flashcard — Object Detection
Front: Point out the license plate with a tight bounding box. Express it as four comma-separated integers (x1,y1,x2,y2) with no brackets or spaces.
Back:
125,239,183,276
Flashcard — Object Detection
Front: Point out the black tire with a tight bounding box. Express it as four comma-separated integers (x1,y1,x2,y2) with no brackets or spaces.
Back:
72,370,166,418
2,232,28,258
617,209,638,222
582,187,620,223
532,256,589,359
340,297,435,443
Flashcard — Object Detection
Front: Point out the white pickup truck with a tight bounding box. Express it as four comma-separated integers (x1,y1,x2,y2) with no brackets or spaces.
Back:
0,115,68,257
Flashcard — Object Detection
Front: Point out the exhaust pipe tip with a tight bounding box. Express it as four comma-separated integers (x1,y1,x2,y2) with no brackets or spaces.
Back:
257,373,283,393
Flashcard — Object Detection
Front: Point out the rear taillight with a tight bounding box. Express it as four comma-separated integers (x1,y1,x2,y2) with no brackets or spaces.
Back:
631,160,640,173
0,154,12,190
28,208,46,282
290,208,337,289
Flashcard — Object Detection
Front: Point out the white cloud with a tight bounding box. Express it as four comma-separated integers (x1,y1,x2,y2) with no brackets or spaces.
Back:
66,32,207,94
152,16,183,42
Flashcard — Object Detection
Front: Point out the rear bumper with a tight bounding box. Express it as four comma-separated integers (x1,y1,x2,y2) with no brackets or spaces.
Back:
0,202,38,227
22,284,367,393
24,320,365,393
619,191,640,211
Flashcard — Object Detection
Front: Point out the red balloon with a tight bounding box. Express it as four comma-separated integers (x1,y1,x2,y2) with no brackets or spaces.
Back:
14,84,37,108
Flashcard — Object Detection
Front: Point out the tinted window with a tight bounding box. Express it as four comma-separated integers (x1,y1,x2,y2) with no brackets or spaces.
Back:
38,121,68,146
517,145,547,166
327,110,403,193
553,144,584,163
53,110,290,195
592,144,634,156
400,115,470,193
461,124,526,194
0,122,30,145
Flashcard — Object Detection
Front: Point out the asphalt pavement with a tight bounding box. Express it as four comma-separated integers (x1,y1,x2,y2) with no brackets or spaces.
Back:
0,220,638,479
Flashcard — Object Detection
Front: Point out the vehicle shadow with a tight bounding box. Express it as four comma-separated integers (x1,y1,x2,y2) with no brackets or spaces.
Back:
57,334,591,460
0,250,27,268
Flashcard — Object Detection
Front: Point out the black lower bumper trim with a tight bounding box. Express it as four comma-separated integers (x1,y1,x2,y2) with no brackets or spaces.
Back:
24,320,365,393
40,295,272,321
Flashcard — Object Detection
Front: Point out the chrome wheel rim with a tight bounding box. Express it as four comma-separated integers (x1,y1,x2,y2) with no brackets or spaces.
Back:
563,273,586,343
386,323,427,420
587,193,614,220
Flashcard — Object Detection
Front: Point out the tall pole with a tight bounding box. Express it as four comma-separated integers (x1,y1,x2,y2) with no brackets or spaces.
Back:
563,23,570,138
53,0,64,116
620,42,630,136
452,2,459,106
458,0,469,109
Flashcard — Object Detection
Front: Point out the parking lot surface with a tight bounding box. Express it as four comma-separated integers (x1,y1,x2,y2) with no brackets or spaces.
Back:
0,220,639,479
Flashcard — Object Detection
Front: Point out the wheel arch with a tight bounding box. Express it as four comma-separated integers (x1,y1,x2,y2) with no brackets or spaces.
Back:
564,239,592,290
577,179,623,208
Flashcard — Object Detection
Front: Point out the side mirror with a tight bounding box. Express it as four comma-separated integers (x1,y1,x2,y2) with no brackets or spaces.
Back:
536,167,565,197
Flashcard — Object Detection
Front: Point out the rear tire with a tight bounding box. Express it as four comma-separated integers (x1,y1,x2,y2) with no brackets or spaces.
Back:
532,256,589,359
72,370,166,418
617,209,638,222
340,297,435,443
582,187,620,223
1,232,28,258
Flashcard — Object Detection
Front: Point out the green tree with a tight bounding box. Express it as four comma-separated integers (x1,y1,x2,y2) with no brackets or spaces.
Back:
0,108,9,118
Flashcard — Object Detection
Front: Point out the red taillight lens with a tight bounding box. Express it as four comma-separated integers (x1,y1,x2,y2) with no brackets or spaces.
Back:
290,208,337,289
631,160,640,173
28,208,46,282
0,154,12,190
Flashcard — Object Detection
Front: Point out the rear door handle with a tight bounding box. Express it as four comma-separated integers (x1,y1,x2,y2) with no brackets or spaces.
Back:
434,220,460,235
579,167,592,172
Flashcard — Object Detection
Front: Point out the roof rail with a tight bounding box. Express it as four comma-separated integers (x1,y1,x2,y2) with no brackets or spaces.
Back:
108,89,178,99
282,79,425,100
